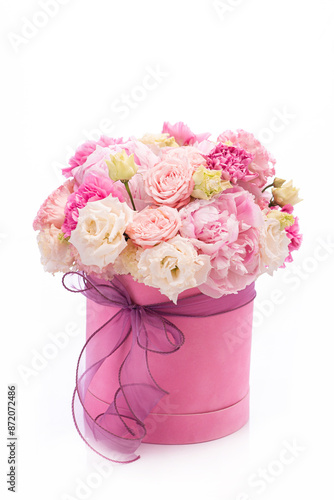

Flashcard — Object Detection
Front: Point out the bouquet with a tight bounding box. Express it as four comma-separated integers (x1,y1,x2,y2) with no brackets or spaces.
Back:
33,121,302,302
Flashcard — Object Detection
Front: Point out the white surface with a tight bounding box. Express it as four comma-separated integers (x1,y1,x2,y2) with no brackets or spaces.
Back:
1,0,334,498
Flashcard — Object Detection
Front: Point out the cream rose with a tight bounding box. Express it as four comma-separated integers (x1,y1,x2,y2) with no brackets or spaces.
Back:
258,218,290,275
69,195,134,269
137,235,211,303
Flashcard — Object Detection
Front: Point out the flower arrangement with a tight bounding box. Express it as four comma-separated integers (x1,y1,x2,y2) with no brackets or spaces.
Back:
33,121,302,303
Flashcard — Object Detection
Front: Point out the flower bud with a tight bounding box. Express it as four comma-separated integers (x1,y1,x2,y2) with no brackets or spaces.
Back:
273,177,286,188
106,150,138,182
272,180,302,207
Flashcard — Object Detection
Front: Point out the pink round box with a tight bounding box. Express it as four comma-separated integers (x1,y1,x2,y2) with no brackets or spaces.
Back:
84,275,254,445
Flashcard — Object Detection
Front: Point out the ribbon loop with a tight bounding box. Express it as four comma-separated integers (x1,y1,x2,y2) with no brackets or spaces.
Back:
62,272,256,463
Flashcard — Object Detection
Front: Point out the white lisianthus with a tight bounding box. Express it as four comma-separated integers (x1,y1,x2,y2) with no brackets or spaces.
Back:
137,235,211,303
139,133,178,148
272,180,302,207
69,195,134,269
258,218,290,276
192,165,231,200
267,210,294,230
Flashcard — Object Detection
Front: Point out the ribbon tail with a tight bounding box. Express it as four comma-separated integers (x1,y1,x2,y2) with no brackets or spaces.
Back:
73,309,147,463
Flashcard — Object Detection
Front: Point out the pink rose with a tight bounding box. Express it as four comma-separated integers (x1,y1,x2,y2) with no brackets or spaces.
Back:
33,179,74,231
217,129,276,188
126,206,181,248
162,121,211,146
180,187,264,296
144,149,195,208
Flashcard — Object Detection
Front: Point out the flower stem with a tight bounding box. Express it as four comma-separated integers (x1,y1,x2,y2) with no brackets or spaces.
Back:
262,182,274,193
124,180,136,211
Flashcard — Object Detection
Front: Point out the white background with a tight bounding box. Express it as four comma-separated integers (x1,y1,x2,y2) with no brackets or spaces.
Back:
1,0,334,499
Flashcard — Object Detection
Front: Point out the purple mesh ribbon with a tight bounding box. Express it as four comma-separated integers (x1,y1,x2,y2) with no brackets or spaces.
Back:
62,272,256,463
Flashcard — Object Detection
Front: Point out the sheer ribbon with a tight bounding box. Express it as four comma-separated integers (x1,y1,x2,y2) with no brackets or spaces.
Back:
62,272,256,463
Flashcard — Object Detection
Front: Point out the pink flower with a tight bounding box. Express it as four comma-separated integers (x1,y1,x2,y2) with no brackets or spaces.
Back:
205,143,256,183
143,149,195,209
69,146,115,185
33,179,75,231
217,129,276,188
163,146,206,170
162,121,211,146
62,174,124,237
126,206,181,248
68,140,159,187
62,136,124,177
281,205,302,262
179,187,264,296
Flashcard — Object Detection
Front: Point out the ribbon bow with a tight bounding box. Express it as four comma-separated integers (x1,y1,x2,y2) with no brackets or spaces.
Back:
62,272,256,463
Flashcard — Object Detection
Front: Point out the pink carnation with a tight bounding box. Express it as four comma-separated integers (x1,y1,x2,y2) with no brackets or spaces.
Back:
205,143,256,183
162,121,211,146
281,204,302,262
62,174,124,237
126,206,181,248
180,187,264,296
144,149,195,209
217,129,276,188
33,179,75,231
62,136,124,177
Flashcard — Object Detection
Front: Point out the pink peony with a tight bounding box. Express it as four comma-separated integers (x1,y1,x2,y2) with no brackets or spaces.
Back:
33,179,75,231
62,136,124,177
144,149,195,209
69,140,159,188
205,143,256,184
62,174,124,237
126,206,181,248
162,121,211,146
217,129,276,188
179,187,264,296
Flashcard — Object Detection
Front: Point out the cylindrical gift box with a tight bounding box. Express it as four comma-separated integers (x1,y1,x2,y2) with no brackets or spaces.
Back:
84,275,254,445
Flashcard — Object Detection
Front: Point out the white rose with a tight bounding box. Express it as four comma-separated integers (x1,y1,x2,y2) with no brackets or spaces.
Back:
258,218,290,276
137,235,211,303
69,195,134,269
